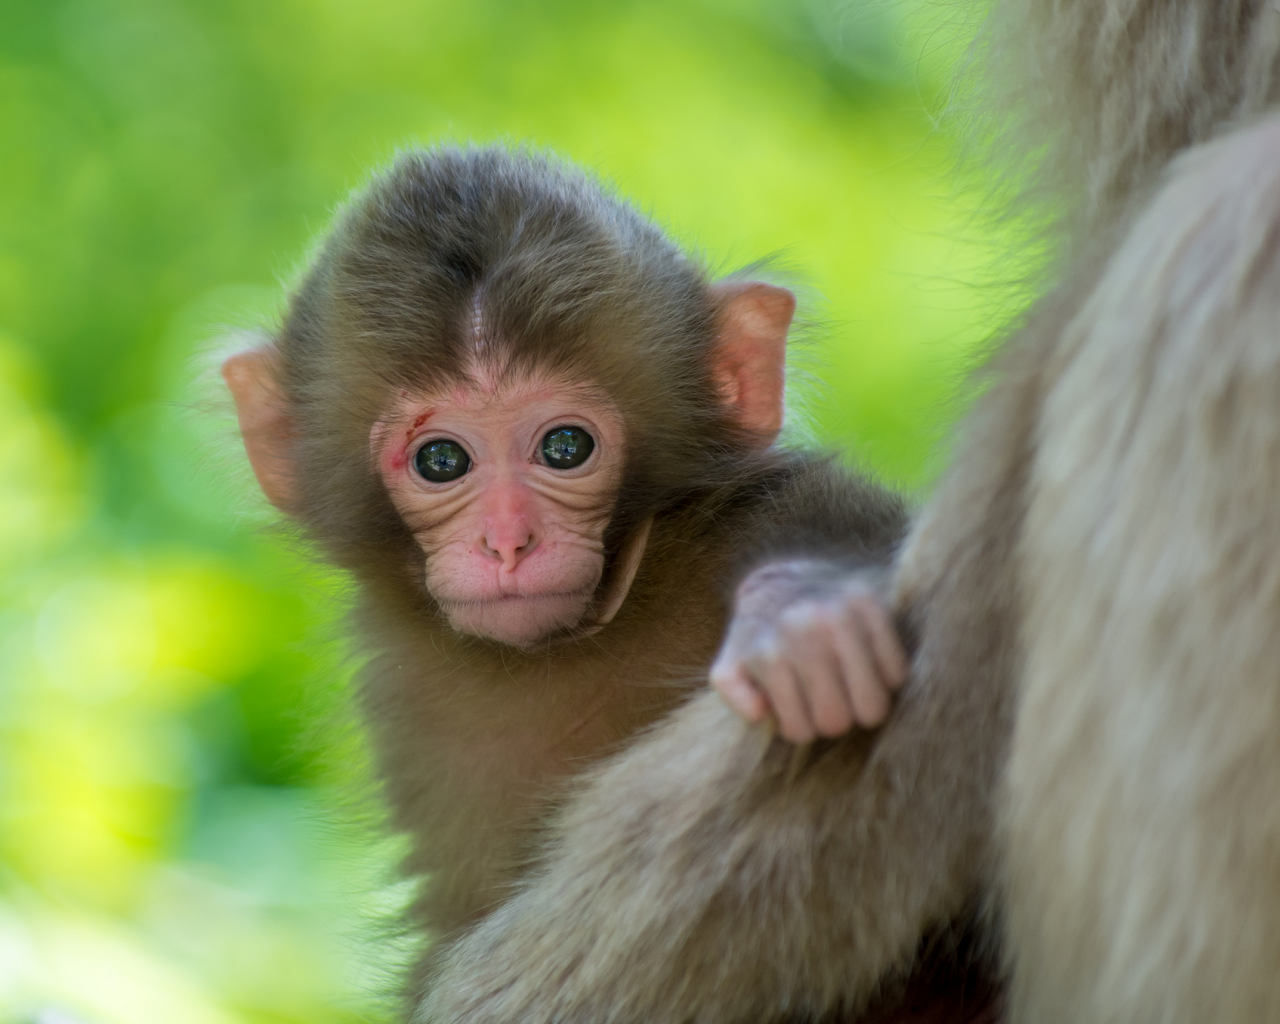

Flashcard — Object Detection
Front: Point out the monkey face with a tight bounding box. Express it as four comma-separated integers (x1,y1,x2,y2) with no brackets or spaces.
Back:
221,147,798,654
374,366,626,646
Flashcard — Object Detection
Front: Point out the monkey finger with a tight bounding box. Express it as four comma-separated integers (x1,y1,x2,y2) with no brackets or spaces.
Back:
847,594,909,689
784,642,856,738
755,661,817,744
832,616,893,728
709,662,772,723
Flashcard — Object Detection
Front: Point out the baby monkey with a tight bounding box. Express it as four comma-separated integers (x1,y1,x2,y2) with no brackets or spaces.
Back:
222,145,911,1011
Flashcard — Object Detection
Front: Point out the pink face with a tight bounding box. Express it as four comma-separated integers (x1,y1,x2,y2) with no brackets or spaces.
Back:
375,368,626,647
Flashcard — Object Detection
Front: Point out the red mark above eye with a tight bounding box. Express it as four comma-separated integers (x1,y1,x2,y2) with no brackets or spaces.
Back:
387,409,434,471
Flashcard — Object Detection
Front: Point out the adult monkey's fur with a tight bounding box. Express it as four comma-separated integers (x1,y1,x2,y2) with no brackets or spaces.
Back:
417,1,1280,1021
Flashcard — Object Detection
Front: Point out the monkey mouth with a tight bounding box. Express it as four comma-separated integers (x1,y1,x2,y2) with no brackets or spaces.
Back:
437,588,595,608
438,589,598,645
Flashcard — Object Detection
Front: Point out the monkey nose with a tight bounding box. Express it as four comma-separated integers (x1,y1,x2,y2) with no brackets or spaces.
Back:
481,527,537,571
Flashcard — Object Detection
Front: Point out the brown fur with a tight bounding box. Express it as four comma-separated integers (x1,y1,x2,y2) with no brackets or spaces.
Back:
229,146,909,1001
415,4,1280,1023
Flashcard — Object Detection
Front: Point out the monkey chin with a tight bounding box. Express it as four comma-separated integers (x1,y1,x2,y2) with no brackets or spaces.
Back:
441,591,597,648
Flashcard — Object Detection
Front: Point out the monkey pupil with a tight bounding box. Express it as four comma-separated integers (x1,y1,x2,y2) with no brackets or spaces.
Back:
414,439,471,482
541,427,594,469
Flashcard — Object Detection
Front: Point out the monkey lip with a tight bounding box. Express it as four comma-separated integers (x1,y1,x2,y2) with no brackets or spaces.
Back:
437,588,595,607
438,589,598,645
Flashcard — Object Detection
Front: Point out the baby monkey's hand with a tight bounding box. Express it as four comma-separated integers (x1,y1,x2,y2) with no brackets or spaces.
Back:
710,560,908,743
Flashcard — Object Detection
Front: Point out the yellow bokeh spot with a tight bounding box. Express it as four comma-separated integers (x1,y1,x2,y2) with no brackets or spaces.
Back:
146,559,268,687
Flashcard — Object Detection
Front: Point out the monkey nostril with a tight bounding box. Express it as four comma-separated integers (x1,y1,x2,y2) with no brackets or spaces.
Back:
483,531,537,569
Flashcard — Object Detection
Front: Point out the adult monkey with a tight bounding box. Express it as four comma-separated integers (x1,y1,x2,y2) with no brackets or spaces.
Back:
222,147,913,1005
418,1,1280,1022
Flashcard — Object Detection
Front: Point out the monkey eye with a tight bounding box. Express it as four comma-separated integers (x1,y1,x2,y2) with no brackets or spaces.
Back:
413,439,471,482
541,426,595,470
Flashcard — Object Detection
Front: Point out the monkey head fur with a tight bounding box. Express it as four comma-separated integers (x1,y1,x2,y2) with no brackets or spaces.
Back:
225,146,795,647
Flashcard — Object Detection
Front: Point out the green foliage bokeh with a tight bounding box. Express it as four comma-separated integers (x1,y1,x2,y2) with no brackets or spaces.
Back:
0,2,998,1021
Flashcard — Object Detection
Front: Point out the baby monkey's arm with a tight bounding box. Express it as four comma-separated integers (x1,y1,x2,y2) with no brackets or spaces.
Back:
710,559,907,743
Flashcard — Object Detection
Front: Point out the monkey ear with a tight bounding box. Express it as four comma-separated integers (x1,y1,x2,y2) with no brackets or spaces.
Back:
221,345,298,513
710,282,795,445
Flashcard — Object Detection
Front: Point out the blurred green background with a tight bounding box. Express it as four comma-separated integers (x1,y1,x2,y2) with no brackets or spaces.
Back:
0,1,1001,1021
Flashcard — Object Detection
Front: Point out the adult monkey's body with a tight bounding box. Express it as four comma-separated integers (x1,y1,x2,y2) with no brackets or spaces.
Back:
222,148,916,1006
419,2,1280,1022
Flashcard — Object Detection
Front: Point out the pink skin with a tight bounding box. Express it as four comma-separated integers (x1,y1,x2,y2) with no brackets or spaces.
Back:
709,560,908,743
375,367,626,647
